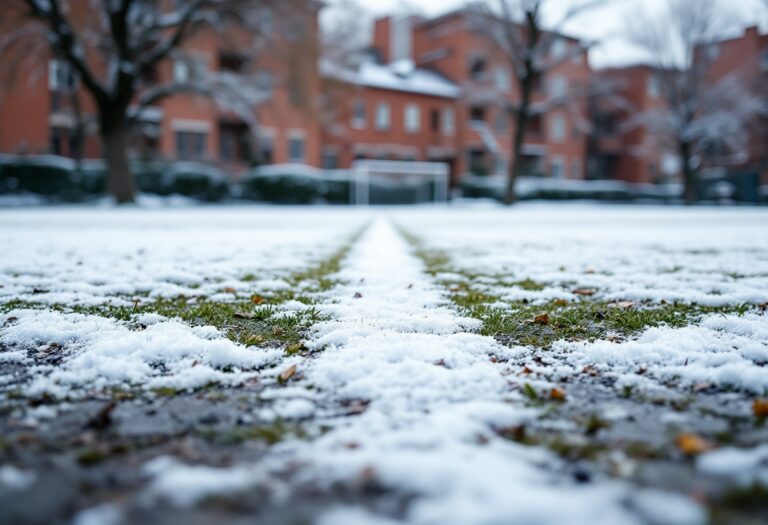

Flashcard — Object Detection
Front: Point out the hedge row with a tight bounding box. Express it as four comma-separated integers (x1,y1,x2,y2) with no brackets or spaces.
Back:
0,156,229,202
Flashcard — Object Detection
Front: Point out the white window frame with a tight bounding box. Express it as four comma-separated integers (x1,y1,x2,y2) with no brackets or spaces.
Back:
494,66,510,92
375,102,391,131
550,75,567,98
442,107,455,136
550,156,565,179
549,114,566,143
550,38,567,60
351,100,366,129
49,59,76,91
287,130,306,162
404,103,421,133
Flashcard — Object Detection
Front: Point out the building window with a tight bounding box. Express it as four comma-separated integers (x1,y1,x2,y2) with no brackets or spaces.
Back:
549,75,567,98
549,114,566,143
173,60,191,83
550,38,567,60
470,106,486,124
219,123,249,163
49,59,76,91
258,135,273,165
647,75,660,97
219,52,246,73
550,156,565,178
443,107,455,135
495,111,508,134
405,103,420,133
761,49,768,71
494,67,510,92
322,149,338,169
352,100,366,129
468,55,488,81
288,135,305,162
430,109,440,132
176,131,207,160
375,102,390,130
571,160,581,180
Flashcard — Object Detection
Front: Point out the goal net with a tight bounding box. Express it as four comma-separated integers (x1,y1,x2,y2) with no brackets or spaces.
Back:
350,160,450,205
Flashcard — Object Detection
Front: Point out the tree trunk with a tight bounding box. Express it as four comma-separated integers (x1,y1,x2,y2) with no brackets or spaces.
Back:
505,76,533,205
680,140,697,205
100,114,136,204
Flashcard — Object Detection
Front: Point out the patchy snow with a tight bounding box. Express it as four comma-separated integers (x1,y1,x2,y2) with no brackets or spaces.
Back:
1,309,283,398
154,219,652,524
545,312,768,394
697,445,768,486
400,205,768,306
0,208,367,307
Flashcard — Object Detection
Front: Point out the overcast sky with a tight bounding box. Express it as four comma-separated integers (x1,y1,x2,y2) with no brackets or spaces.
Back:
325,0,768,68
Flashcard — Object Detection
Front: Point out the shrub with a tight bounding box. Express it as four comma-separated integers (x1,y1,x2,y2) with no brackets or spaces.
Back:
161,162,230,202
0,155,80,200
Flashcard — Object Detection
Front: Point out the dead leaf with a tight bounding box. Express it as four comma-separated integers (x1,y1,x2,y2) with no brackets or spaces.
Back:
278,364,297,384
234,312,255,319
753,398,768,418
353,292,363,299
533,313,550,325
522,366,534,375
676,433,712,456
87,401,117,430
251,295,264,305
614,301,636,309
550,387,567,401
759,303,767,314
223,287,237,294
636,367,647,375
572,288,596,296
552,299,568,307
693,382,713,392
581,365,599,376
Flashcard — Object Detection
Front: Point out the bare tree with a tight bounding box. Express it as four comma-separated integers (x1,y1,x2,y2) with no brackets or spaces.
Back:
468,0,608,204
627,0,763,204
0,0,305,203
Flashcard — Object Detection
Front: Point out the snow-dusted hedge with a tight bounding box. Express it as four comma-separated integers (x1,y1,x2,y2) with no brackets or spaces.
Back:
0,156,230,202
241,164,351,204
460,174,681,202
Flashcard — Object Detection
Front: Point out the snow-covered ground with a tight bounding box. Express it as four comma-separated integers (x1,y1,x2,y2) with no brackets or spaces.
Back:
1,204,767,525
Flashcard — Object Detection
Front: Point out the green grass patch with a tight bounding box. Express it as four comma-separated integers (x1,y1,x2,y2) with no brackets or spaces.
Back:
400,228,757,348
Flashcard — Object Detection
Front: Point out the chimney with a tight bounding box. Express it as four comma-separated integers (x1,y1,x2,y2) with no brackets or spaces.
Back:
390,16,413,64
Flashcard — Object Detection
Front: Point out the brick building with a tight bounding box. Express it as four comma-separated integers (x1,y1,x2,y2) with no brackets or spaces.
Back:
589,26,767,186
0,2,323,178
587,65,678,184
699,26,767,184
322,10,592,185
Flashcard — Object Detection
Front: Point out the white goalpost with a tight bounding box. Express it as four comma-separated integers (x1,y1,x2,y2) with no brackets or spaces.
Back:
350,160,450,205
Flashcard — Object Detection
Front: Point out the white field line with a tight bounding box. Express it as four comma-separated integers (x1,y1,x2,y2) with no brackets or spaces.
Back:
291,219,651,525
143,218,701,524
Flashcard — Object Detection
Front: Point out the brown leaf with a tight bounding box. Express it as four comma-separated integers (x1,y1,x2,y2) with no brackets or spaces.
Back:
614,301,636,309
581,365,599,376
533,313,550,325
676,433,713,456
522,366,534,375
278,364,297,384
753,398,768,418
572,288,596,296
223,287,237,294
550,387,567,401
353,292,363,299
251,295,264,305
759,303,767,313
552,299,569,307
87,401,117,430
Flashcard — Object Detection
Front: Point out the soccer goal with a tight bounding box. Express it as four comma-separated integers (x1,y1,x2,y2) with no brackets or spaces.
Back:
350,160,450,205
